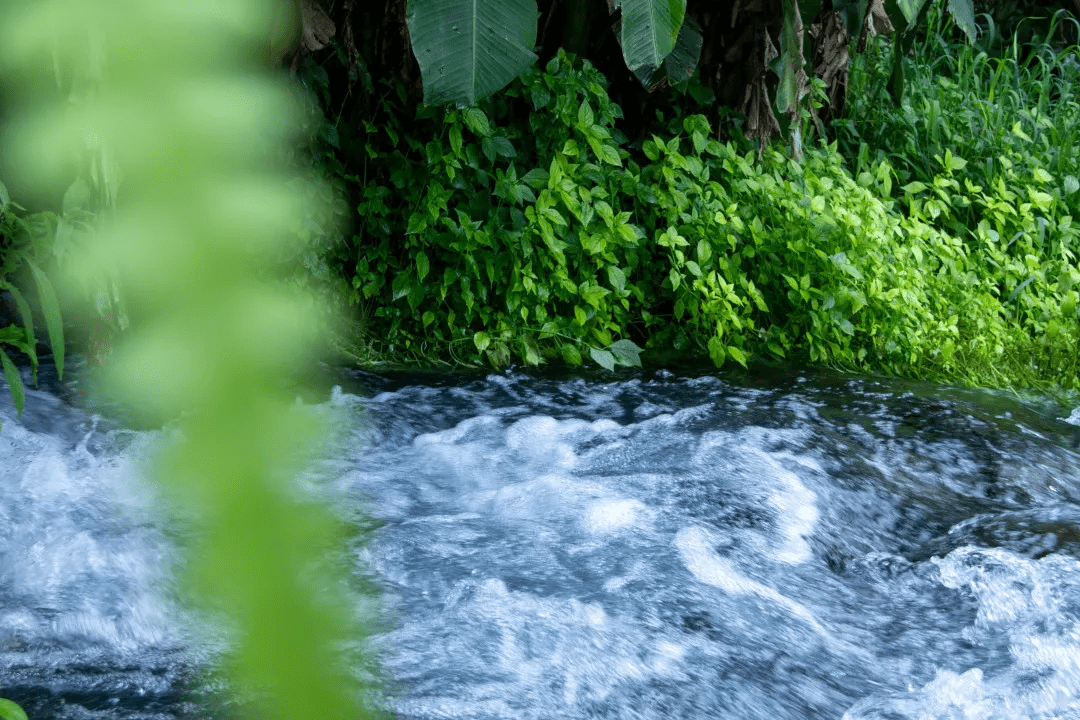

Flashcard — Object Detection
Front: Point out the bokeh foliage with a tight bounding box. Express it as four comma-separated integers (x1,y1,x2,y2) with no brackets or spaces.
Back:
0,1,377,718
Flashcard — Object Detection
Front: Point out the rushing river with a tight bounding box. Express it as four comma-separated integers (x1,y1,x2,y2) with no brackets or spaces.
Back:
2,366,1080,719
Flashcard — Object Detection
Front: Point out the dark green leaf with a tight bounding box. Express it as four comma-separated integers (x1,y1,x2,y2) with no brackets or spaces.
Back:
521,168,549,188
614,0,687,74
1,348,25,419
416,251,430,281
894,0,927,24
946,0,976,41
662,16,702,86
407,0,538,106
492,136,516,157
28,262,63,381
465,107,492,136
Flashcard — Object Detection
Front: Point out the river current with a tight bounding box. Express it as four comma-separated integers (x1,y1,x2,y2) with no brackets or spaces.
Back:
2,367,1080,719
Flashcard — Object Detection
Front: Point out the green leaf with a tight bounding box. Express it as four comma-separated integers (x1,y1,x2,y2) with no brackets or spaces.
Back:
607,265,627,293
0,180,9,212
611,0,687,74
895,0,929,24
481,136,497,163
833,0,868,38
1066,176,1080,195
62,178,91,216
595,144,621,166
668,268,681,291
422,310,436,327
707,335,726,366
415,251,430,281
0,281,37,369
392,273,411,301
492,136,516,157
946,0,977,42
486,341,512,368
1,348,25,419
577,101,594,128
449,123,464,156
608,338,643,367
0,698,28,720
407,0,539,106
775,0,807,117
727,345,747,367
522,337,542,365
473,331,491,352
662,16,702,86
28,262,63,381
521,168,549,188
561,343,583,365
590,347,616,371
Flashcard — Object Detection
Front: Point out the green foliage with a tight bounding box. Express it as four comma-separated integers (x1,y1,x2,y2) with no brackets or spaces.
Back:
403,0,696,106
0,182,68,426
344,51,1078,389
2,3,378,720
837,0,1080,388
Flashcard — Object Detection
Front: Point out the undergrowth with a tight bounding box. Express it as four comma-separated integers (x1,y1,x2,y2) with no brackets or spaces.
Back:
322,46,1078,391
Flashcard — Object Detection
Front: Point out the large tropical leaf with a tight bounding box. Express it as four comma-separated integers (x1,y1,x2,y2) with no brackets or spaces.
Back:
407,0,539,107
610,0,686,75
946,0,977,42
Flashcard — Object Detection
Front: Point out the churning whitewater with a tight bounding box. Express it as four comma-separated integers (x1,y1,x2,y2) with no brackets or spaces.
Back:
3,369,1080,719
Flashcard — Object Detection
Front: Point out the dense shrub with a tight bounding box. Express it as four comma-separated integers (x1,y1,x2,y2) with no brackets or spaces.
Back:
330,49,1078,389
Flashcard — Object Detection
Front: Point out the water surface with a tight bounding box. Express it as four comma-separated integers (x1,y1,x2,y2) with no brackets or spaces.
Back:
3,368,1080,719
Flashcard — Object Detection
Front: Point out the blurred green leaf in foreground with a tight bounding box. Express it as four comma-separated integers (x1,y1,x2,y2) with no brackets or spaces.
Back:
0,1,378,718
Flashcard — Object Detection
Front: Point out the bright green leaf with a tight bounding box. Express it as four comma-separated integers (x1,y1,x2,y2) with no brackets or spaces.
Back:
0,698,28,720
727,345,747,367
707,335,725,366
473,331,491,352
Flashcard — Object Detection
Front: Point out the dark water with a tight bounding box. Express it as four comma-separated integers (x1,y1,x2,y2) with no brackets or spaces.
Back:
3,367,1080,719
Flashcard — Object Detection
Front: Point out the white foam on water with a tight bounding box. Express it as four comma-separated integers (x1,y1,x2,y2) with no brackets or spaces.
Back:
0,419,191,659
582,498,645,535
1064,407,1080,426
845,547,1080,719
674,526,826,635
